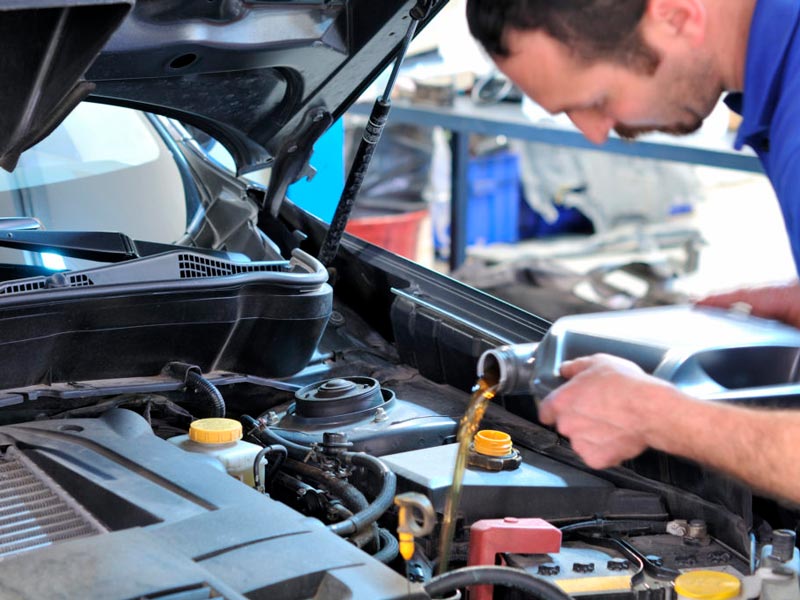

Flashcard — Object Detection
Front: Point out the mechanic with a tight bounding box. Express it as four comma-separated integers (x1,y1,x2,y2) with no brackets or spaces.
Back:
465,0,800,503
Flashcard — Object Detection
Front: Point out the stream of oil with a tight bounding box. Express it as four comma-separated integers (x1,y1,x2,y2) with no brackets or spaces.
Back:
437,377,497,575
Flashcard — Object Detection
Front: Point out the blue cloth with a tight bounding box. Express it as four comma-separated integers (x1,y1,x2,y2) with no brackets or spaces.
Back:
725,0,800,271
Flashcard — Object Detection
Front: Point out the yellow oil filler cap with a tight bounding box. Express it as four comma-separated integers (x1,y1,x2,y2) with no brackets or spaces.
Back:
474,430,513,457
674,571,741,600
189,418,243,444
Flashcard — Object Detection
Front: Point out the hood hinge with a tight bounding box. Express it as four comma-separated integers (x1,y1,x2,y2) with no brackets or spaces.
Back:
263,108,334,217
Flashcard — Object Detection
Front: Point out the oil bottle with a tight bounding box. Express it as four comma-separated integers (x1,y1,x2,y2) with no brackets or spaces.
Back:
477,342,546,396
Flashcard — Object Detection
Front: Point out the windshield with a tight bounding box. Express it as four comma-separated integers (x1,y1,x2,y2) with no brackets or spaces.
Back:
0,103,187,271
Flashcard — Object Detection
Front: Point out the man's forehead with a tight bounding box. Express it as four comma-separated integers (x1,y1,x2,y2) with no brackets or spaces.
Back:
502,26,609,74
494,29,589,112
502,27,559,56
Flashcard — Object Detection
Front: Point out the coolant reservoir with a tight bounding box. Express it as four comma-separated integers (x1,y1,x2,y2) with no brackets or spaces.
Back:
674,570,742,600
168,418,263,486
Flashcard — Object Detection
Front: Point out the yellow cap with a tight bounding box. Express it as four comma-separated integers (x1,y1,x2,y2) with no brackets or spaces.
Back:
189,418,242,444
473,430,513,457
674,571,741,600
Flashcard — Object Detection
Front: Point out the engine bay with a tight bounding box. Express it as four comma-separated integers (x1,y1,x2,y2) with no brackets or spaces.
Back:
0,282,793,600
2,1,794,598
0,152,790,598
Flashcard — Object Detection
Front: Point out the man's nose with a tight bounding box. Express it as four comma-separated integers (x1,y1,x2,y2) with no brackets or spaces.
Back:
567,110,614,145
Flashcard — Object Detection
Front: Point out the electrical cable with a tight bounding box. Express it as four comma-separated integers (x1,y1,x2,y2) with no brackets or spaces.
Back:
560,519,668,535
185,371,225,418
164,362,226,418
424,566,573,600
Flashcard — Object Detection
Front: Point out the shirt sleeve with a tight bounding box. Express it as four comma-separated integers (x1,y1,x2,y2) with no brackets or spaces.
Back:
760,76,800,274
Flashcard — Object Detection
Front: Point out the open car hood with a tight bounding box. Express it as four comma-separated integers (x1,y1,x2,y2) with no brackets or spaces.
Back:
1,0,442,184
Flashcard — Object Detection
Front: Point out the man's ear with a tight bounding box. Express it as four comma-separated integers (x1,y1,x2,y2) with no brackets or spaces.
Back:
644,0,707,48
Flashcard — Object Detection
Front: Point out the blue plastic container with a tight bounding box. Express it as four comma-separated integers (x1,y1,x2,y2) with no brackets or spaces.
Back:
465,151,521,246
518,200,594,238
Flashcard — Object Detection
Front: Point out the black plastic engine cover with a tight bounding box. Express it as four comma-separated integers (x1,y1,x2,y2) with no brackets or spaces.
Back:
0,410,425,599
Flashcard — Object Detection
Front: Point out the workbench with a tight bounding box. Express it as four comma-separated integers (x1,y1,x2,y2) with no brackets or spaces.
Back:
348,96,763,270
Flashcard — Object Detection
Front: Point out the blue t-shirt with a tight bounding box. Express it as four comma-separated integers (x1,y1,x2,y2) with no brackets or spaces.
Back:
725,0,800,271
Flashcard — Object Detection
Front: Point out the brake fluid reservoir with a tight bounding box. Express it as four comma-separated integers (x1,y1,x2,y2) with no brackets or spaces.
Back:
168,418,262,486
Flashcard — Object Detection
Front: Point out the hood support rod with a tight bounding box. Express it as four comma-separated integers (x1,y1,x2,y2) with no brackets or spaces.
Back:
317,3,430,270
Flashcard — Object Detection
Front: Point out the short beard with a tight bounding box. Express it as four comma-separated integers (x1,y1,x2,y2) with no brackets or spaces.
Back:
614,118,703,140
613,49,719,141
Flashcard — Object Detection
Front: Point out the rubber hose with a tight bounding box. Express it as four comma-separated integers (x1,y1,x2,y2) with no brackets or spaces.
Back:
185,371,225,418
329,452,396,536
283,457,376,548
350,523,379,550
241,415,311,459
263,445,288,488
253,445,288,490
424,566,574,600
284,458,369,514
330,503,355,522
254,446,270,489
284,454,394,538
373,527,399,564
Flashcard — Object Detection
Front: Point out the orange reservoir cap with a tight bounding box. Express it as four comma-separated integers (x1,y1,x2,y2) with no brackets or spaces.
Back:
474,430,513,457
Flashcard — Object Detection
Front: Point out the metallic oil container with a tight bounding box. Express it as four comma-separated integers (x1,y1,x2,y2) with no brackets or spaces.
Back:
479,305,800,406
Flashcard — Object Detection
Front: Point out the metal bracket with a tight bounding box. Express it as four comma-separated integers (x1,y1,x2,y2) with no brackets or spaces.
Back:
263,108,334,217
410,0,436,21
162,362,201,386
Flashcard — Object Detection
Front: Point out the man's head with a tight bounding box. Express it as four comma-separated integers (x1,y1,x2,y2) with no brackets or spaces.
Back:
466,0,724,143
467,0,659,74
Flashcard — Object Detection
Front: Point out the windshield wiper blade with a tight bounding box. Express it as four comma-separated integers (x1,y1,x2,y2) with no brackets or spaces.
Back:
0,217,43,231
0,230,225,263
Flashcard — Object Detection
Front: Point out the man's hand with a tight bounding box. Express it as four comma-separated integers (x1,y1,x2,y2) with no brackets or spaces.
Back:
537,351,800,504
696,280,800,329
538,354,677,469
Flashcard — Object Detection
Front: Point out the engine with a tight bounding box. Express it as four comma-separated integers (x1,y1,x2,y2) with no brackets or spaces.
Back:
0,306,796,600
0,368,790,600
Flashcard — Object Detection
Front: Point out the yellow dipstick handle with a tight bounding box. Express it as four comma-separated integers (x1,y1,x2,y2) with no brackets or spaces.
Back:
399,531,415,561
394,492,436,562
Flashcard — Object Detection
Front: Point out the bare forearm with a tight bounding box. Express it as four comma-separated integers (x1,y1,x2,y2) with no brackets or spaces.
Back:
542,355,800,501
698,281,800,329
645,391,800,503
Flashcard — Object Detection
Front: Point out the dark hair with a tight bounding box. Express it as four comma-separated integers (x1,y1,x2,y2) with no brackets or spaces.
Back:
466,0,659,73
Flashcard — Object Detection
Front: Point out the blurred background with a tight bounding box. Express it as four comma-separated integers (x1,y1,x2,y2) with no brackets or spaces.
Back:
288,0,794,321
